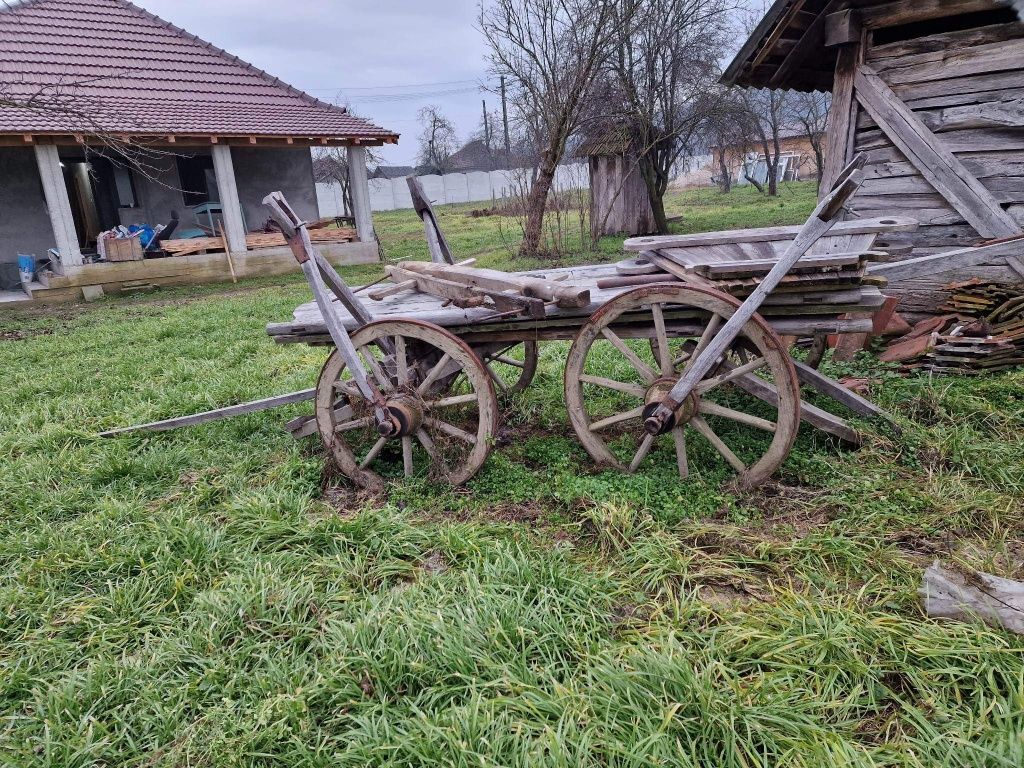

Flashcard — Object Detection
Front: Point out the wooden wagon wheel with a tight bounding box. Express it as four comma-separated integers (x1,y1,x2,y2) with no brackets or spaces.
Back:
315,319,498,489
565,284,801,491
477,341,539,394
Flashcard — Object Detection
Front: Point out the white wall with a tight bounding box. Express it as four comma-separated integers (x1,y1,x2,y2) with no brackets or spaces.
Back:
316,163,589,216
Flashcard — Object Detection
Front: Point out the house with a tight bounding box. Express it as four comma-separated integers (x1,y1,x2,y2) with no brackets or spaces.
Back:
722,0,1024,308
0,0,398,303
577,128,655,239
712,129,821,188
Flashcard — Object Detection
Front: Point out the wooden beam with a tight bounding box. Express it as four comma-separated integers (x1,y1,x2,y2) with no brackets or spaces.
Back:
99,389,317,437
769,0,846,88
820,44,859,195
854,65,1021,240
860,0,1010,30
867,237,1024,281
825,9,861,47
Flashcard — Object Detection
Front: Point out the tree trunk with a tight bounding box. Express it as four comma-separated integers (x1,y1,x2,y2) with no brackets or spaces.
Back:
520,157,556,257
717,151,732,193
637,154,669,235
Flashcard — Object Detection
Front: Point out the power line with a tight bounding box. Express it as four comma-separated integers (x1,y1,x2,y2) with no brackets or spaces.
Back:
308,78,484,92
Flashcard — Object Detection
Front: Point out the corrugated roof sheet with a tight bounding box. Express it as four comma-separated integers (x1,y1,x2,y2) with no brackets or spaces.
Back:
0,0,399,141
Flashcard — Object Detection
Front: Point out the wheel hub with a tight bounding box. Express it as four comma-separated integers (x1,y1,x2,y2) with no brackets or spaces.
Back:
377,394,424,437
642,377,698,435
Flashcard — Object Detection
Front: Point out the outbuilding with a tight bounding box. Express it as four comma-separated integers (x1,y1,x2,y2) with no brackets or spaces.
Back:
723,0,1024,311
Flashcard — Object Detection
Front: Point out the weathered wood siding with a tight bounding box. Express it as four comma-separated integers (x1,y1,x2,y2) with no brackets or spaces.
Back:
849,20,1024,256
589,153,655,239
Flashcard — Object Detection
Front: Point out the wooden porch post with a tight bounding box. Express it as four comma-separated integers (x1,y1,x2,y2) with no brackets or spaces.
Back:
347,145,375,242
211,144,248,253
33,144,83,270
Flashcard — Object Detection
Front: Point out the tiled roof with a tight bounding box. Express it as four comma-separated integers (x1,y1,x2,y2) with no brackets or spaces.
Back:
0,0,399,141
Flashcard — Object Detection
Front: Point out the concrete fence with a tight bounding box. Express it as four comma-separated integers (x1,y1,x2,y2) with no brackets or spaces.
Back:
316,163,589,217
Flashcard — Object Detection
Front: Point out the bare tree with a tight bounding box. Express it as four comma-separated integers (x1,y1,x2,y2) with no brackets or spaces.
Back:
312,145,384,218
791,90,830,183
706,89,757,193
736,88,799,196
479,0,620,257
609,0,731,233
416,105,459,175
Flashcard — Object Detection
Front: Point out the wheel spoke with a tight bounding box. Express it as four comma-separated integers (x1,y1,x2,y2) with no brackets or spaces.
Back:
417,352,453,395
672,427,689,480
485,362,509,394
416,428,438,460
429,393,479,409
402,436,414,477
690,415,746,473
683,314,722,375
589,406,645,433
395,335,409,387
426,417,477,444
696,356,767,394
333,380,360,399
335,415,373,433
699,400,777,433
492,355,525,368
359,437,388,469
579,374,646,398
601,328,656,384
651,303,673,377
628,433,656,473
359,346,392,391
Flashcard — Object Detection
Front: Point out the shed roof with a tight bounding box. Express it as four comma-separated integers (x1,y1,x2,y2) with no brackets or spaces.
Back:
721,0,1019,92
0,0,399,145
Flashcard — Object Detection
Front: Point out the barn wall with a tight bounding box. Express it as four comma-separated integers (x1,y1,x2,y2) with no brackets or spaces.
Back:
848,19,1024,255
817,10,1024,312
589,153,655,239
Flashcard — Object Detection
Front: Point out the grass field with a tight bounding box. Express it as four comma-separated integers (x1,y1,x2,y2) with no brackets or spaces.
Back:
1,181,1023,767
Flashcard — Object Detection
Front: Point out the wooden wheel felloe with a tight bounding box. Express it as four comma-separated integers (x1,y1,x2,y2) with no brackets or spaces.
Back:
564,284,801,491
477,340,539,394
315,319,498,489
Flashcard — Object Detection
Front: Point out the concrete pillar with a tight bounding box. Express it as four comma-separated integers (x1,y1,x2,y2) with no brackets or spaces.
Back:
211,144,248,252
33,144,82,270
347,145,375,242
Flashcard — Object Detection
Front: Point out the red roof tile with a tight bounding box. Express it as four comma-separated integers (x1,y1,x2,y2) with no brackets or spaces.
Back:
0,0,399,142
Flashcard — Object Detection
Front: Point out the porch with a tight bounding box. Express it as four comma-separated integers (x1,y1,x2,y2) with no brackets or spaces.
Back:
1,138,380,303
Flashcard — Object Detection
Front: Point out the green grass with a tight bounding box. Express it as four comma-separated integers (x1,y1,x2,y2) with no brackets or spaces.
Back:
1,181,1023,766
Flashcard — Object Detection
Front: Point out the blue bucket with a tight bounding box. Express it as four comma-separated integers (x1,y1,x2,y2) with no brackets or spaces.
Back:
17,254,35,284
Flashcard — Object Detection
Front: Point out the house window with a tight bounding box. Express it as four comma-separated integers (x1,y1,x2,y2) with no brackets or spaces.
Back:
112,165,138,208
175,155,219,207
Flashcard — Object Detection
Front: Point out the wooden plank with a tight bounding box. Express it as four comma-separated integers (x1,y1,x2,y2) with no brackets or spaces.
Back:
825,8,861,47
624,216,917,252
871,38,1024,87
859,0,1010,30
397,261,591,308
867,21,1024,62
770,0,844,87
821,44,860,194
868,238,1024,281
854,64,1022,239
99,389,316,437
791,360,897,424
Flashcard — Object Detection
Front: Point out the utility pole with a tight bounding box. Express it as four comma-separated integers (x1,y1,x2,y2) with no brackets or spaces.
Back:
500,75,511,165
482,99,492,170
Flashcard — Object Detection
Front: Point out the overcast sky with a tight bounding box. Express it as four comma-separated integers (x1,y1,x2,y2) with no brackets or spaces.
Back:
141,0,493,167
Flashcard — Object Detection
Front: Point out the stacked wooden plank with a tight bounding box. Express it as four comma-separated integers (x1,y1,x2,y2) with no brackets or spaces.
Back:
881,279,1024,375
162,228,357,257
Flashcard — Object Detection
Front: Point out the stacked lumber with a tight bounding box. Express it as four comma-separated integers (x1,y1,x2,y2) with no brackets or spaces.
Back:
161,228,357,257
603,250,888,320
880,279,1024,374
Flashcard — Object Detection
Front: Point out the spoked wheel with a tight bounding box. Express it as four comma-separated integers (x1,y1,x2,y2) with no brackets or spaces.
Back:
477,341,539,394
565,285,801,491
315,320,498,489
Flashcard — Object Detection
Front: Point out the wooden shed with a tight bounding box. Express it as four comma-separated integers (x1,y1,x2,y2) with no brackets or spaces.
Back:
723,0,1024,312
579,130,656,240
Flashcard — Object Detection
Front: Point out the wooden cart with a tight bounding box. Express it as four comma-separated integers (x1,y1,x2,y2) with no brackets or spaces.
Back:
261,157,906,491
